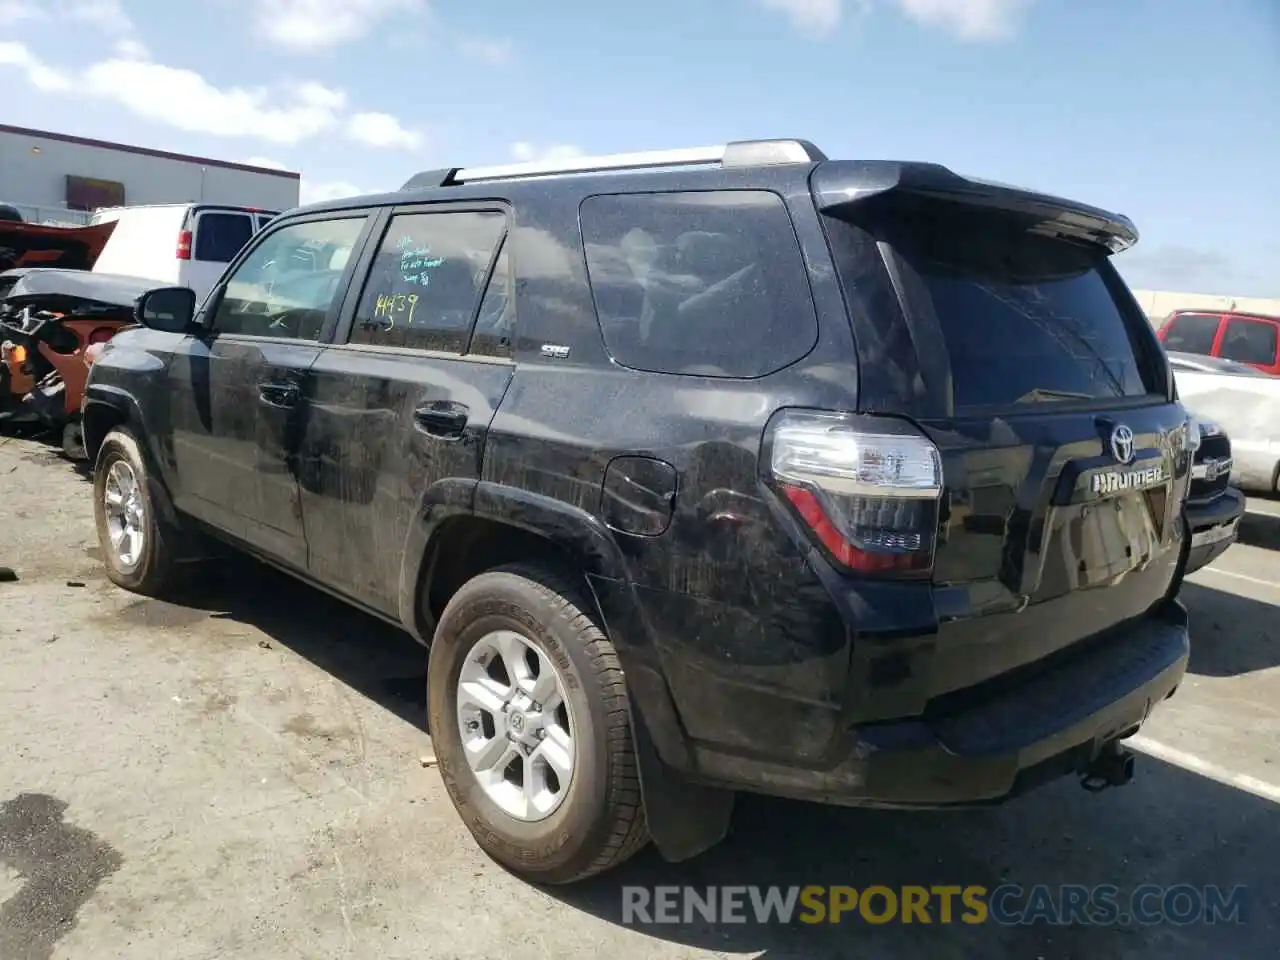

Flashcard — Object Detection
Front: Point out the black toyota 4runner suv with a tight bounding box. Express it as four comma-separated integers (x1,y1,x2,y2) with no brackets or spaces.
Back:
83,138,1196,884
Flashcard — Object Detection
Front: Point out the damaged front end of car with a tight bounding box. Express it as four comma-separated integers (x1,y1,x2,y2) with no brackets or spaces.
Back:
1,268,149,457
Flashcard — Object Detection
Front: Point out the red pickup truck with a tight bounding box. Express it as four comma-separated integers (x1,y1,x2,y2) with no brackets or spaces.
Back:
1156,309,1280,375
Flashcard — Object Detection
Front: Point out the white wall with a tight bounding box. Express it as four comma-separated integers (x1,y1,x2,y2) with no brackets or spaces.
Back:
1133,289,1280,324
0,128,300,217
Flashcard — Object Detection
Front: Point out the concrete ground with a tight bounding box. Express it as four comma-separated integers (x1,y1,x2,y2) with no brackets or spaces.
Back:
1,431,1277,960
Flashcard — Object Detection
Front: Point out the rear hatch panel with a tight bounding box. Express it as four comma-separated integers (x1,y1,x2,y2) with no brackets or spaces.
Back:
921,405,1189,702
813,161,1192,713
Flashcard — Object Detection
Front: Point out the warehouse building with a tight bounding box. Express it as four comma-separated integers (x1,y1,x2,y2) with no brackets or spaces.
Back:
0,123,300,225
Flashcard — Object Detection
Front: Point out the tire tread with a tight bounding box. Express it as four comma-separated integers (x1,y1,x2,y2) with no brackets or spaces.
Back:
95,427,180,596
485,562,650,882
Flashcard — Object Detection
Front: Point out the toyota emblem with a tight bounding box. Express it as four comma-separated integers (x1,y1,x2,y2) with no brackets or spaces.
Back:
1110,424,1135,465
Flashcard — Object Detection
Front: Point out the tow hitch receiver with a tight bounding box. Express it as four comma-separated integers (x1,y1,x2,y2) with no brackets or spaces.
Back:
1080,740,1136,792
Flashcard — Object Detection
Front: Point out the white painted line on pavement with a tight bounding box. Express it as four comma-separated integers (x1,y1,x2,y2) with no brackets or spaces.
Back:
1192,566,1280,590
1129,735,1280,805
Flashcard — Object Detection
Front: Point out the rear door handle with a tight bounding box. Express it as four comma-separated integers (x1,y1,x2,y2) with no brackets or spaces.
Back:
413,401,469,438
258,381,300,407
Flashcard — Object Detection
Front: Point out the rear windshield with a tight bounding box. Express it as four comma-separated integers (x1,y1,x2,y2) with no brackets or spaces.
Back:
836,203,1158,410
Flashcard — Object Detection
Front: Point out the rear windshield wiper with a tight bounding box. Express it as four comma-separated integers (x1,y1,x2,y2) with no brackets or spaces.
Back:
1015,388,1095,404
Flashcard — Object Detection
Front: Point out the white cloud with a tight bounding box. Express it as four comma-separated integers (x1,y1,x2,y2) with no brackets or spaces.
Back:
758,0,844,36
254,0,425,52
895,0,1027,40
245,156,291,171
65,0,132,33
457,36,514,65
1,0,132,29
79,59,346,143
0,41,75,92
759,0,1027,40
511,142,585,163
300,180,368,205
346,111,423,150
0,1,38,25
1,42,419,149
112,37,150,60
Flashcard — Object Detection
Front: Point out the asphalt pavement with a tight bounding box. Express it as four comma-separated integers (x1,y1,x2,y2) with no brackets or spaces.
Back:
1,433,1277,960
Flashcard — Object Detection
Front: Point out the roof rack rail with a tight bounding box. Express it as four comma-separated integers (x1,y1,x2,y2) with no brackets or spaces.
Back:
398,138,827,190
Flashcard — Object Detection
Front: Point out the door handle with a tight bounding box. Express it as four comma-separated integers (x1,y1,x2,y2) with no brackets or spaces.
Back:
413,401,469,438
258,381,300,407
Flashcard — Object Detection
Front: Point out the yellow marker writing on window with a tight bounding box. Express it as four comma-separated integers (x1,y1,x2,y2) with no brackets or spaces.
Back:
371,292,419,331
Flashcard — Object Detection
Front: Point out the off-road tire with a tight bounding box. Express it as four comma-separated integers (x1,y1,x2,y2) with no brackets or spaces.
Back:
92,428,181,596
427,563,649,884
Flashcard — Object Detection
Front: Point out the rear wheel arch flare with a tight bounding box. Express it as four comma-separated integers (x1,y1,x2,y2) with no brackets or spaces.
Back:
415,514,607,639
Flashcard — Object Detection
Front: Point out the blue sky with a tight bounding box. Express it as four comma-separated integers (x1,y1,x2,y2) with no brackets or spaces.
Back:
1,0,1277,296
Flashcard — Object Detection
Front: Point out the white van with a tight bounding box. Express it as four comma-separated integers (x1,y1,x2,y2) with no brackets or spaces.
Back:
89,204,278,307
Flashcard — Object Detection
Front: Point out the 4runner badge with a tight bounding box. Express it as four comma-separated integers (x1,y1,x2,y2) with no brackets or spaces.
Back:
1091,423,1166,495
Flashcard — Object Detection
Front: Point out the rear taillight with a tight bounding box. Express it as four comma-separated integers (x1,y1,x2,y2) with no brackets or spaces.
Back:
176,229,192,260
766,409,944,578
87,327,115,345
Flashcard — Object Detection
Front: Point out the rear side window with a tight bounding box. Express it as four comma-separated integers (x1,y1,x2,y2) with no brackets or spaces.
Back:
195,212,255,263
470,238,514,358
1219,318,1278,366
349,210,506,353
840,202,1156,409
1162,313,1221,354
581,191,818,378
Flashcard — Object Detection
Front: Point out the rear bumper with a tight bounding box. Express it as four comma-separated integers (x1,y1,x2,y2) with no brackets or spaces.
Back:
688,601,1189,807
1185,487,1245,574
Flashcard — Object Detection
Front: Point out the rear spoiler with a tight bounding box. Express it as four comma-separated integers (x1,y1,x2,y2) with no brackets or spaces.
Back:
811,160,1138,253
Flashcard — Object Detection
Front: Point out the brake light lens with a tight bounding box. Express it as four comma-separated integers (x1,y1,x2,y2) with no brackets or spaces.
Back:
176,229,192,260
767,409,944,577
87,327,115,345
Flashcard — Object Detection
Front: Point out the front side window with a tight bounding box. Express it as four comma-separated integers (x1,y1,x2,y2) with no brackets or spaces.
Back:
195,212,255,263
350,210,507,353
1162,313,1221,355
1219,318,1278,366
581,190,819,378
210,216,366,340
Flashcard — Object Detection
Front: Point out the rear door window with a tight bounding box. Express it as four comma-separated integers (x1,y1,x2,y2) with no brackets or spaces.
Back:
1162,313,1221,355
1218,318,1278,367
195,211,255,263
348,210,507,353
580,190,818,378
843,204,1157,409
